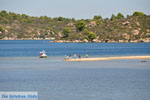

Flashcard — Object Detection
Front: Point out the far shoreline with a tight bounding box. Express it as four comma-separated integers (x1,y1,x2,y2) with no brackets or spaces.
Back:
1,39,150,43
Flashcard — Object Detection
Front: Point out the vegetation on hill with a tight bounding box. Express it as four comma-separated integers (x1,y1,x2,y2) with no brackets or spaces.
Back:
0,10,150,42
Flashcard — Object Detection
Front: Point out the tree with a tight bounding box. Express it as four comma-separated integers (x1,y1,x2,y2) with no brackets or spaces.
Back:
0,26,5,33
0,10,8,17
85,19,91,23
75,20,86,32
2,18,9,23
93,15,102,20
111,14,117,20
40,33,45,39
22,14,28,18
88,32,96,41
57,16,65,21
96,20,103,25
84,30,96,41
63,27,71,38
133,11,145,16
117,13,124,19
83,29,89,34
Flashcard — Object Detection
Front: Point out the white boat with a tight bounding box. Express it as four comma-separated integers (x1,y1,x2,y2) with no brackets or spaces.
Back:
40,50,47,58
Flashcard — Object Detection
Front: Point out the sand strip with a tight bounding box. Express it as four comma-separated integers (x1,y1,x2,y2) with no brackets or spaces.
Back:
65,56,150,61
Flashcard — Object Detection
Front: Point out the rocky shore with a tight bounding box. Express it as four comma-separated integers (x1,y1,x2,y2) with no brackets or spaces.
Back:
1,37,55,40
53,38,150,43
1,37,150,43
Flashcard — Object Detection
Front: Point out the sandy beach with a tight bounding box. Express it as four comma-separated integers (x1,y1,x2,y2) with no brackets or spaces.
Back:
65,56,150,61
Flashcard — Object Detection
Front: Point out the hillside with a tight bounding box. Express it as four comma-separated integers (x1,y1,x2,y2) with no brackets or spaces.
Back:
0,10,150,42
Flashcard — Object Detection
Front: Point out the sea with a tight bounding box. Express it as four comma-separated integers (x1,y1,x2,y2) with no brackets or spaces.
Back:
0,40,150,100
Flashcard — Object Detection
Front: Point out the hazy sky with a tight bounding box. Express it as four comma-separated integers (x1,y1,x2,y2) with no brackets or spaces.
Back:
0,0,150,19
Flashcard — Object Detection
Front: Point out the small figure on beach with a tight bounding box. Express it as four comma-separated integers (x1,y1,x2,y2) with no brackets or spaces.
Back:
64,55,67,59
78,54,81,58
69,54,72,59
74,54,77,59
85,53,88,58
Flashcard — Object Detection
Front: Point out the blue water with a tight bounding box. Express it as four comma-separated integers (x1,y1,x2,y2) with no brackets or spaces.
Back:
0,40,150,57
0,40,150,100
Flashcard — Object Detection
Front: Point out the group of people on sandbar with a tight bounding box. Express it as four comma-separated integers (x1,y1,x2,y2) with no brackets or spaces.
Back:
64,53,88,59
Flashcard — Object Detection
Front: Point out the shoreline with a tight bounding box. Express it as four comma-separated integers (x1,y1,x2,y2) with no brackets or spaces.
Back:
1,39,150,43
65,56,150,61
53,38,150,43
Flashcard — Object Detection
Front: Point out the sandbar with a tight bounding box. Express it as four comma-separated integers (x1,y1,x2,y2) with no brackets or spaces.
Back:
65,56,150,61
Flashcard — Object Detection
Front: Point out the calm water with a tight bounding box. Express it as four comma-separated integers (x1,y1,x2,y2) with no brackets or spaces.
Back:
0,40,150,100
0,40,150,57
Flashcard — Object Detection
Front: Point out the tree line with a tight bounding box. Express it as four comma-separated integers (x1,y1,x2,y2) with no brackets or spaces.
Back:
0,10,149,42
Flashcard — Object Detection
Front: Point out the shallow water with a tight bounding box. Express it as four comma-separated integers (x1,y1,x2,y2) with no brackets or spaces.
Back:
0,57,150,100
0,40,150,100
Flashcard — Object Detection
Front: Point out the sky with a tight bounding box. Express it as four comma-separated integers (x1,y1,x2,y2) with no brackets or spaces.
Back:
0,0,150,19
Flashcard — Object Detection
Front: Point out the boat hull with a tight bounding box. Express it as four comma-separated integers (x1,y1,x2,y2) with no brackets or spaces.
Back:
40,56,47,58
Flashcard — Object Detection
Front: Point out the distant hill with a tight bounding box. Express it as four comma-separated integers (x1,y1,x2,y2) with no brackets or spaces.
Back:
0,10,150,42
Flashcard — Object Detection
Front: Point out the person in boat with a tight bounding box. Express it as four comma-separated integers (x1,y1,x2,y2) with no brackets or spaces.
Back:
40,50,47,58
40,52,42,56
